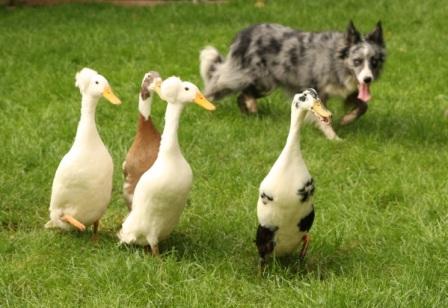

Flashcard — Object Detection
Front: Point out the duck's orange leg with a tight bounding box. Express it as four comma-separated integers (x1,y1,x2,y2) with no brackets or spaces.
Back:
91,220,100,241
151,244,160,257
61,214,86,231
299,234,310,259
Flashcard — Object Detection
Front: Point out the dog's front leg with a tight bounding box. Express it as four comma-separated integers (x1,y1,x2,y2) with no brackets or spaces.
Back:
237,85,265,114
341,92,368,125
237,93,258,113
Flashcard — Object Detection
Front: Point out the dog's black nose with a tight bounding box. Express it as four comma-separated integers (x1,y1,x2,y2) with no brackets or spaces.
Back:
364,77,372,84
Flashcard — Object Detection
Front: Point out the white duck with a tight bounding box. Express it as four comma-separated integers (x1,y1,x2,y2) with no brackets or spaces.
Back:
255,88,331,266
45,68,121,235
118,76,215,255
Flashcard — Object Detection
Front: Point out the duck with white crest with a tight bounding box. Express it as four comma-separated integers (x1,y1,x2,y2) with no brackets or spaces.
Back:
122,71,162,211
45,68,121,237
118,76,216,256
255,88,331,267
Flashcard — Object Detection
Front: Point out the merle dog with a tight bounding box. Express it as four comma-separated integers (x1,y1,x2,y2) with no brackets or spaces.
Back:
200,21,386,140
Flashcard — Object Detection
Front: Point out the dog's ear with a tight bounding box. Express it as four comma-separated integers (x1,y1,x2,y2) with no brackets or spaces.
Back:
366,21,384,47
346,20,361,46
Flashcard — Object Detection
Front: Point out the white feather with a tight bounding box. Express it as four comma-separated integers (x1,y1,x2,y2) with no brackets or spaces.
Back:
257,92,318,256
118,76,203,249
46,68,114,230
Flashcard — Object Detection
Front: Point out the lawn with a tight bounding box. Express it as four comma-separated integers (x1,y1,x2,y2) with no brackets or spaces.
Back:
1,0,448,306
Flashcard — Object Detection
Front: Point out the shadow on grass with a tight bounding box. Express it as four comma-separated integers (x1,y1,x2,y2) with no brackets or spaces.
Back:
212,95,448,149
20,224,373,283
109,230,207,259
212,95,290,121
251,240,366,281
150,229,367,281
44,226,119,245
335,111,448,147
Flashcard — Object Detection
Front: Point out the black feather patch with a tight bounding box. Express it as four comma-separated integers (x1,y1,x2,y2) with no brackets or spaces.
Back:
260,192,274,205
255,225,278,261
297,178,315,202
140,71,160,100
298,206,315,232
307,88,318,99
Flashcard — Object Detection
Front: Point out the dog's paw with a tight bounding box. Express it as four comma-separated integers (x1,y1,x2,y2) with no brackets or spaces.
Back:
323,131,342,141
330,135,343,141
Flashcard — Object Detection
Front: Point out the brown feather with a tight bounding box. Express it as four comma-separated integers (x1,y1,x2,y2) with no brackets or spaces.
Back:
123,114,161,210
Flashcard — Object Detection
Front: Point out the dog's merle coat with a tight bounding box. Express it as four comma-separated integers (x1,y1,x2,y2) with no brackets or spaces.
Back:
200,21,386,139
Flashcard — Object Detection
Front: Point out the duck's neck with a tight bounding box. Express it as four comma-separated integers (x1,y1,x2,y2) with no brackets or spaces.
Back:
159,102,184,156
282,108,307,157
138,95,152,121
137,113,158,138
137,95,157,134
73,95,101,147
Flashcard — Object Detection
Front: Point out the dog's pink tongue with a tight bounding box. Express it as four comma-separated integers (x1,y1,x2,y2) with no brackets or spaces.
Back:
357,83,371,102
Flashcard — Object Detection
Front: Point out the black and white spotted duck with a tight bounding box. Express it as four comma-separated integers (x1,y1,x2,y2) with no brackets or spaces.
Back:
122,72,162,211
255,88,332,267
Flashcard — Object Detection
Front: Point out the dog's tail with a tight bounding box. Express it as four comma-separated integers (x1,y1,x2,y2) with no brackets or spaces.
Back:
200,46,224,88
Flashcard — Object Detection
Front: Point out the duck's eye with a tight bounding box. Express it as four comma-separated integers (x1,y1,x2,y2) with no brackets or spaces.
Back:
95,81,99,85
299,95,306,102
184,87,189,91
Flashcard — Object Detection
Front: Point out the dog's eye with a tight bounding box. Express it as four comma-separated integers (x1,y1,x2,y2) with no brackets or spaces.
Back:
353,59,363,66
371,58,378,68
299,95,306,102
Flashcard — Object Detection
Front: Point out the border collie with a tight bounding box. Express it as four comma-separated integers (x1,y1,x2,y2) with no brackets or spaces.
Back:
200,21,386,140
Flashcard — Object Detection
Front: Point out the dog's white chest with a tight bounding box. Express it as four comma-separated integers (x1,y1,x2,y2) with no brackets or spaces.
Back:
323,77,357,98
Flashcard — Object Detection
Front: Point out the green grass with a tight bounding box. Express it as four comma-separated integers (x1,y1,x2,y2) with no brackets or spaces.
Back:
1,0,448,306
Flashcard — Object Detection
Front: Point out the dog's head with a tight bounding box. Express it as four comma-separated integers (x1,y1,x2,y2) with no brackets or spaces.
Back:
340,21,386,102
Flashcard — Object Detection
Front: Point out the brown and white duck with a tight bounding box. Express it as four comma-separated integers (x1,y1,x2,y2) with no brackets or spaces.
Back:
122,72,162,210
118,76,216,256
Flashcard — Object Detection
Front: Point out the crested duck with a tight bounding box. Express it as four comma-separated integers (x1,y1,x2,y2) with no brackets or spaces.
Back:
45,68,121,236
255,88,331,266
122,71,162,210
118,76,215,255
